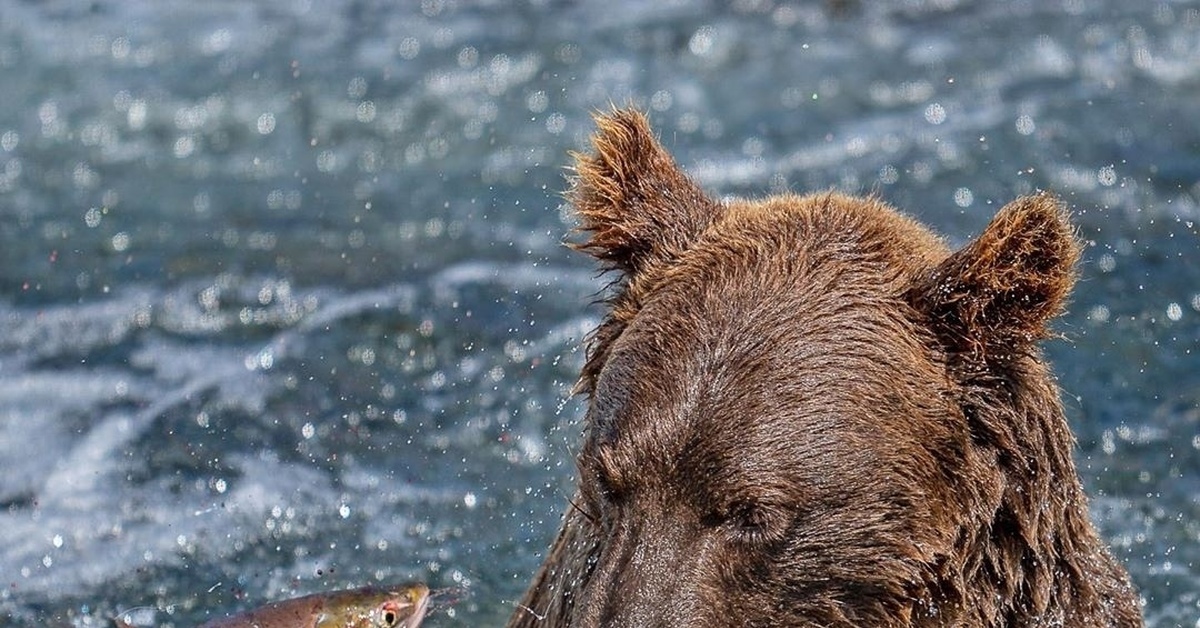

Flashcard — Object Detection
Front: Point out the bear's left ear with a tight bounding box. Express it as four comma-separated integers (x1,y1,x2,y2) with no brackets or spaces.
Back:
569,108,723,278
906,192,1081,362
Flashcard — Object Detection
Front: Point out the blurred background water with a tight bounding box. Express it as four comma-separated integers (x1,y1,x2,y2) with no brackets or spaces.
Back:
0,0,1197,626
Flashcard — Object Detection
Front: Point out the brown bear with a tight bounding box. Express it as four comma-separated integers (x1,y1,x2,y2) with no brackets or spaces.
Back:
507,109,1143,627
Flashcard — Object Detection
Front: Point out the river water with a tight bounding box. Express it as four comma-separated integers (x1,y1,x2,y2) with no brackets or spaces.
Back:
0,1,1197,626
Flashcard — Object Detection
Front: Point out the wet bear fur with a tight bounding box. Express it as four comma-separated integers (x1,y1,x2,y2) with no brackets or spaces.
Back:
507,109,1142,627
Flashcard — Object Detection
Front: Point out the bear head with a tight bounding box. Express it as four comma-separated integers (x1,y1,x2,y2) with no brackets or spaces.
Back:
513,109,1139,628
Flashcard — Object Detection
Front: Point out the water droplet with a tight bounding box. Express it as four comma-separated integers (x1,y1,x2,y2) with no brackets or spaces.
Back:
649,90,673,112
38,101,58,126
128,100,147,130
398,37,420,60
173,136,195,158
924,102,946,125
880,165,899,185
1088,305,1110,323
347,76,368,99
356,101,376,123
111,35,131,59
1015,114,1036,135
526,91,548,113
256,113,276,135
111,232,131,252
689,25,715,56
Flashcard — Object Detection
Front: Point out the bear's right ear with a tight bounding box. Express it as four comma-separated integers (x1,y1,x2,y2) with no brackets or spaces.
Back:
569,108,723,277
906,193,1081,364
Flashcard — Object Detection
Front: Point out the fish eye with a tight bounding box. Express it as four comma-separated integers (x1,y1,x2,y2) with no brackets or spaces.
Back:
376,601,406,628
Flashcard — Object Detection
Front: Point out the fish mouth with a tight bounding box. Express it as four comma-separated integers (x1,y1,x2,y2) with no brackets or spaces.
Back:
403,587,431,628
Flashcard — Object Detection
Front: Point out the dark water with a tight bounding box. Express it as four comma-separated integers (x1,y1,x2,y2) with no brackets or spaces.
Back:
1,0,1197,626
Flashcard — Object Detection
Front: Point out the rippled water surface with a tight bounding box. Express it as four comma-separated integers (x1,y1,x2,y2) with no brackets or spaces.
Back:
1,1,1198,626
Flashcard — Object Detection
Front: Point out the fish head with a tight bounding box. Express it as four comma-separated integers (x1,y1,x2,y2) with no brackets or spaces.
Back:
319,584,430,628
375,583,430,628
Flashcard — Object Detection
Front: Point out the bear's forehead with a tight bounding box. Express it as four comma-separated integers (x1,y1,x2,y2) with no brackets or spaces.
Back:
587,195,954,474
692,195,945,278
595,281,944,458
606,279,931,417
630,197,943,354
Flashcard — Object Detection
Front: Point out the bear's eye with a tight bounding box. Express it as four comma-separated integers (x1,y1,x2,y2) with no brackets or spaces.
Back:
581,444,628,506
591,467,627,510
716,501,776,544
574,455,625,534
